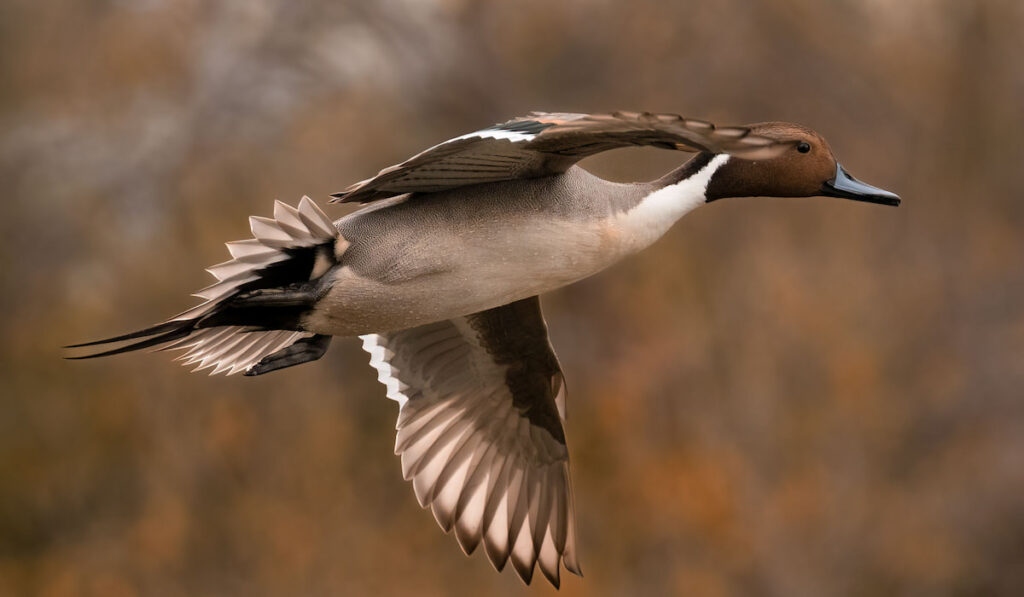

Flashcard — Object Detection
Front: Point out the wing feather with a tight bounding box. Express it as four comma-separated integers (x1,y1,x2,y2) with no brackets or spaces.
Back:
359,296,580,587
332,111,795,203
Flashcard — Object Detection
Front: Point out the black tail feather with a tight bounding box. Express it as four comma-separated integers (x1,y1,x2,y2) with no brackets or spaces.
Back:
64,320,194,359
64,285,317,361
63,320,189,349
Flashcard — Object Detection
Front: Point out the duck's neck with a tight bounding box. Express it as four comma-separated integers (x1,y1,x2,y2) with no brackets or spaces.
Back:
653,152,717,188
614,153,731,252
648,152,730,210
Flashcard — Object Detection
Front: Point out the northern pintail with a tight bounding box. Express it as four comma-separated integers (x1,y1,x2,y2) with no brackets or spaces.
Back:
68,111,900,587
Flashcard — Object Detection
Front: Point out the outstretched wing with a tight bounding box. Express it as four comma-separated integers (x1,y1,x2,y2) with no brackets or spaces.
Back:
332,111,793,203
360,297,578,587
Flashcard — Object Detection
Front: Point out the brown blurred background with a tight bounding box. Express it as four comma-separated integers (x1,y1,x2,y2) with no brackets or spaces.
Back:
2,1,1023,595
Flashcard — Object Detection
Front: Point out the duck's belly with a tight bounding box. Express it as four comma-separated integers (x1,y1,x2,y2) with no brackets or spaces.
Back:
304,214,625,336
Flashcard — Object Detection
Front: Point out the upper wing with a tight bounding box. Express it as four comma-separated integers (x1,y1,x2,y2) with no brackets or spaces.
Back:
359,297,578,587
331,111,794,203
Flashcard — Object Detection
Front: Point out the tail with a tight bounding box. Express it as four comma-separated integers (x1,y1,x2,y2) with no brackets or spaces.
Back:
65,196,340,376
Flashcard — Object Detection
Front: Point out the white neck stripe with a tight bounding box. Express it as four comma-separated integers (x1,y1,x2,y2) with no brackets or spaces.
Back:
641,153,730,216
613,154,730,252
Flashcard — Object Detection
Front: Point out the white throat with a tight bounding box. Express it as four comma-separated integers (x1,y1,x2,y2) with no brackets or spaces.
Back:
614,153,730,252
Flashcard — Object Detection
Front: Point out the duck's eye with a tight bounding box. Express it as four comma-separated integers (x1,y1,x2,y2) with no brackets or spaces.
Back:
797,142,811,154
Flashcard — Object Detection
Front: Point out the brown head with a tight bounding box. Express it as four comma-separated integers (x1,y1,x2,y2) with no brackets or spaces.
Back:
705,122,900,206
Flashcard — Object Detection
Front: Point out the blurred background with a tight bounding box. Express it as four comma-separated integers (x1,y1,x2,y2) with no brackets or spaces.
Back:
2,1,1023,595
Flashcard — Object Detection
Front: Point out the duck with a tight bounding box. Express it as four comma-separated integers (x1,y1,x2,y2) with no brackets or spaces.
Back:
67,111,900,588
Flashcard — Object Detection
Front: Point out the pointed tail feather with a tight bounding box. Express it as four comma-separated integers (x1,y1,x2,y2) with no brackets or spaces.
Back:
64,320,194,359
64,320,188,350
65,196,340,375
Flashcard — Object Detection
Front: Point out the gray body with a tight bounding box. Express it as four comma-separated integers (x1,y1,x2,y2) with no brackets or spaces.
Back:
306,167,653,335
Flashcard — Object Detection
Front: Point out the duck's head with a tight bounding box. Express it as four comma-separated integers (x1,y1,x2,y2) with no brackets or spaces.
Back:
707,122,900,206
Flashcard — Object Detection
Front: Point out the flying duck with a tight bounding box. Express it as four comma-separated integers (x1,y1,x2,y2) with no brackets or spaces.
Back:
67,111,900,587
